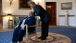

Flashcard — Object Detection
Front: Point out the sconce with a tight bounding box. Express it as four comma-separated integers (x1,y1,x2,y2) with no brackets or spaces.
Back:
37,1,39,5
9,0,13,6
34,0,40,5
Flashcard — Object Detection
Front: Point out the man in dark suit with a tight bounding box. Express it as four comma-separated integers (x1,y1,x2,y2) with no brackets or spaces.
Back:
29,2,49,40
12,11,36,43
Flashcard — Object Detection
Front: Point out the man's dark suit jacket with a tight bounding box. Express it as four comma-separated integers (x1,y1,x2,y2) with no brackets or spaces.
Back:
33,5,49,22
18,16,36,32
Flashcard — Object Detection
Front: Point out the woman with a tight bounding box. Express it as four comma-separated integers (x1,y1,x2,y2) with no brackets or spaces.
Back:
12,11,36,43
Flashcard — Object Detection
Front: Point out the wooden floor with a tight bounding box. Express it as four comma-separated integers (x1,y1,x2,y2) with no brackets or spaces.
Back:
0,24,13,32
0,27,13,32
0,24,2,31
0,27,2,31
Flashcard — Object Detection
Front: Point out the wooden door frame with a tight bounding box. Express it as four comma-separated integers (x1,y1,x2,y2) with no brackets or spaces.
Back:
0,0,2,26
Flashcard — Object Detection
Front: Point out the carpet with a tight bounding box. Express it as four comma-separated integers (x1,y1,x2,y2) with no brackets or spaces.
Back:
0,26,76,43
23,32,71,43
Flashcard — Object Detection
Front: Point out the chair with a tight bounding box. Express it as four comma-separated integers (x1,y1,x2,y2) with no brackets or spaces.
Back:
14,17,24,27
14,17,20,25
25,16,40,43
14,16,40,43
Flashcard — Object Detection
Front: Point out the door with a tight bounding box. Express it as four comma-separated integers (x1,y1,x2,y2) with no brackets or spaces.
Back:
46,2,56,26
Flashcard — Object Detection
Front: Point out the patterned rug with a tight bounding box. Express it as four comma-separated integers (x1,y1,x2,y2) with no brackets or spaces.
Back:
23,32,72,43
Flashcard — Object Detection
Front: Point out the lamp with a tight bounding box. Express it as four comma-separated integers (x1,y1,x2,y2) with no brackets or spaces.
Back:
7,14,13,28
9,0,13,6
7,14,12,20
37,2,39,5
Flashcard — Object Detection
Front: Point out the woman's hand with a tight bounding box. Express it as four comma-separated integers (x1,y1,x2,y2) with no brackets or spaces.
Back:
15,25,19,28
21,24,26,30
21,27,25,30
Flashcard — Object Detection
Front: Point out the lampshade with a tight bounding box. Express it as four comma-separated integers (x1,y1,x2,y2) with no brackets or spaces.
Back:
7,14,12,16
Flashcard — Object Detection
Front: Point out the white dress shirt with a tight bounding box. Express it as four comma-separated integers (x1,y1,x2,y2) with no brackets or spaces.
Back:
20,19,26,28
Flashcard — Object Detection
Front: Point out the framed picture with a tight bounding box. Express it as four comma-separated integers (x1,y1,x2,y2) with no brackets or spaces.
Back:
19,0,32,9
61,2,72,10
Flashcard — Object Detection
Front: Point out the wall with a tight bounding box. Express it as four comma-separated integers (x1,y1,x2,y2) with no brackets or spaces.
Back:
2,0,76,28
2,0,32,15
58,0,76,26
2,0,44,28
2,0,32,28
44,0,76,26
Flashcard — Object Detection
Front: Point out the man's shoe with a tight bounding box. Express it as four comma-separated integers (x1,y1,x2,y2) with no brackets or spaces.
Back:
12,42,17,43
38,36,42,39
41,38,46,40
